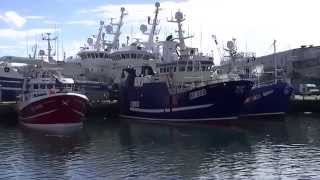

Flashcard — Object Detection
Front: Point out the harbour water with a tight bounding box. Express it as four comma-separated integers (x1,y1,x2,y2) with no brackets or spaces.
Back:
1,114,320,179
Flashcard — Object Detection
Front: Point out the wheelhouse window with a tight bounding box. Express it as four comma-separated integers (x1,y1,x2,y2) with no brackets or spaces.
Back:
34,84,38,89
137,54,143,59
179,66,185,72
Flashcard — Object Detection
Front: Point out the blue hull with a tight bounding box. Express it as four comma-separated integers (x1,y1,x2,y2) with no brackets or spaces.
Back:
1,89,21,101
241,82,293,117
0,76,23,101
120,80,253,122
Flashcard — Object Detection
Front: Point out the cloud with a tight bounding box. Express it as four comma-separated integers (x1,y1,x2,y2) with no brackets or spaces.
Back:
26,16,46,20
0,11,26,28
0,28,60,40
0,11,46,28
66,20,97,26
43,20,61,25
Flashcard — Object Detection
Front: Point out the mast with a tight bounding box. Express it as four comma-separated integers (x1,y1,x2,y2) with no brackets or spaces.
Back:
167,11,193,57
148,2,160,44
42,32,57,62
94,21,105,51
111,7,127,49
273,39,277,83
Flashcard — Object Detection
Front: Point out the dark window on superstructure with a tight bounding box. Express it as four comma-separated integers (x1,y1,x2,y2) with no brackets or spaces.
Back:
131,54,137,59
187,65,193,72
47,84,53,89
143,55,149,60
173,66,177,72
201,66,206,71
125,54,130,58
99,53,104,58
40,84,45,89
34,84,38,89
179,66,185,72
121,54,126,59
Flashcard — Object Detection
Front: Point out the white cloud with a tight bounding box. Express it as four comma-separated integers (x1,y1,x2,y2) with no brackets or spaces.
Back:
0,28,60,40
26,16,45,20
0,11,26,28
66,20,97,26
43,20,61,25
0,11,46,28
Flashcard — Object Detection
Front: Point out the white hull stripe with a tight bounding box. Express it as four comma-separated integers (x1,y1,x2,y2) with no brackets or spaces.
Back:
129,104,213,113
120,114,237,122
1,87,22,91
240,112,285,117
19,109,57,120
20,122,83,131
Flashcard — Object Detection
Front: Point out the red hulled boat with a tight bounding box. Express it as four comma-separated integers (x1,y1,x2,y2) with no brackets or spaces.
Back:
18,68,89,130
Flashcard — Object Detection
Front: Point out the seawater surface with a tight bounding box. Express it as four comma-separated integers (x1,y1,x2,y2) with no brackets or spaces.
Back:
1,114,320,179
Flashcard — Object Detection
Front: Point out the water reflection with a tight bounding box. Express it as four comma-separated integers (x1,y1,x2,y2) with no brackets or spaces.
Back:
1,114,320,179
1,125,90,179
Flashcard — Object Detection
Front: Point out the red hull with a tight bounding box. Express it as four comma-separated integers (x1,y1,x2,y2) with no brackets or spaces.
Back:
19,93,89,125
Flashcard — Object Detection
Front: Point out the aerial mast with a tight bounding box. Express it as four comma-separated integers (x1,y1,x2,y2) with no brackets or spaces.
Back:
167,11,193,57
148,2,160,44
94,21,105,51
42,32,57,62
110,7,127,50
273,39,277,83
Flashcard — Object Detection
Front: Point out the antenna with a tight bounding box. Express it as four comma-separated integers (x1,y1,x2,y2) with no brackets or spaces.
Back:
200,26,202,52
273,39,277,83
42,32,57,62
26,32,29,58
167,10,193,57
107,7,128,50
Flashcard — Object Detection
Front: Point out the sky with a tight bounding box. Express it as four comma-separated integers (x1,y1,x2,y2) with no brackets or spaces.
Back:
1,0,320,65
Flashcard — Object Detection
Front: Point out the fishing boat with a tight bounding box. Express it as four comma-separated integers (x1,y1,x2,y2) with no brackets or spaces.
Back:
242,80,293,117
119,11,253,122
218,39,293,117
0,63,24,101
18,67,89,130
